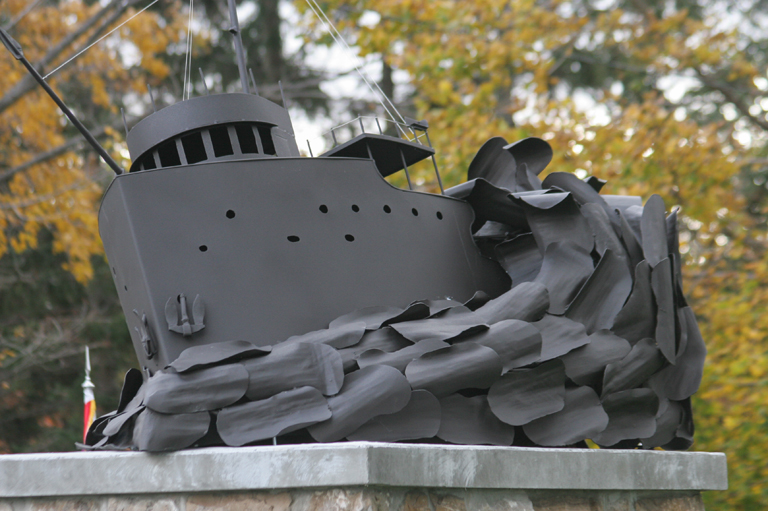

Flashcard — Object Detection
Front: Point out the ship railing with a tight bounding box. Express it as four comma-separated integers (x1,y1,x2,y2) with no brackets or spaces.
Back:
332,116,429,146
305,115,429,154
304,115,444,194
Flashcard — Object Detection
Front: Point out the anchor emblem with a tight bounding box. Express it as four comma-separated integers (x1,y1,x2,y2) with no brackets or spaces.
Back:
165,293,205,336
133,310,156,358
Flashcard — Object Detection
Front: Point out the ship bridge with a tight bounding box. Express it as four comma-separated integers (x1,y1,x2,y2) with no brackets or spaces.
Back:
126,93,300,172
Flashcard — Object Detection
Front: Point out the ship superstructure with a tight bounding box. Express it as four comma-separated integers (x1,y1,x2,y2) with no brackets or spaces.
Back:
105,91,509,372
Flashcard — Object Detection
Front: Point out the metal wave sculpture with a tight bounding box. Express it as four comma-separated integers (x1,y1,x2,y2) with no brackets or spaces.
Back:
84,135,705,452
1,9,704,453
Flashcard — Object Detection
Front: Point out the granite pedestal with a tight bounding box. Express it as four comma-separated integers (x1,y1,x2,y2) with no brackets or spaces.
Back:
0,442,727,510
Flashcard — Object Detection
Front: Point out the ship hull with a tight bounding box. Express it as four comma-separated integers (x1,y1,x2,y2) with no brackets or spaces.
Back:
99,157,510,371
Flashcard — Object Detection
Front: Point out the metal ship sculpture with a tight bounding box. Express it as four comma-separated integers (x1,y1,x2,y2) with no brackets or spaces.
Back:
1,3,705,451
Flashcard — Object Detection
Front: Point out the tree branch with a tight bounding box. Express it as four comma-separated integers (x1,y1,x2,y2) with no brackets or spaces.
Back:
0,0,139,115
0,307,108,393
694,68,768,132
0,108,148,185
0,128,104,185
0,178,95,211
1,0,47,32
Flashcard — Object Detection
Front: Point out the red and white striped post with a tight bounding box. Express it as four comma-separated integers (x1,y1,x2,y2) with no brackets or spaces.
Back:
82,347,96,443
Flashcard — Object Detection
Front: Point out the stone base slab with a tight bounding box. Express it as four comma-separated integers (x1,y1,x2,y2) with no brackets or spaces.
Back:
0,488,706,511
0,443,726,510
0,443,727,497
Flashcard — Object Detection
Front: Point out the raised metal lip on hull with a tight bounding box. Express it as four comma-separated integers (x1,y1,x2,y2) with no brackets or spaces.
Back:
98,155,511,372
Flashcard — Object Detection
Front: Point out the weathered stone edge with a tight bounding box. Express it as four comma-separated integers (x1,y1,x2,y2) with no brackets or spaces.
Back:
0,442,727,498
366,444,728,491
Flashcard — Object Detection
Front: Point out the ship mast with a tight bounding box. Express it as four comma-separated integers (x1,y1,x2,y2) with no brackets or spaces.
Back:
227,0,251,94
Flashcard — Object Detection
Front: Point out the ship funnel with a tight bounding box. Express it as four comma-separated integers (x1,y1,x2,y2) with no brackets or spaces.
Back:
126,94,299,172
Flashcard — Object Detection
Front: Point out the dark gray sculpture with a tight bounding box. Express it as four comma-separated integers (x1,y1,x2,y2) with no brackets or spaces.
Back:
1,4,705,453
79,136,703,452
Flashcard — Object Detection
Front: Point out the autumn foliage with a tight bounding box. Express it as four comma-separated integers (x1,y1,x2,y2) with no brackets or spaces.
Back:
0,0,184,283
0,0,187,451
2,0,767,509
301,1,768,508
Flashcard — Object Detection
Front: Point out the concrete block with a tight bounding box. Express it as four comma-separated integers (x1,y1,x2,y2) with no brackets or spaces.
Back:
464,490,534,511
306,489,370,511
106,497,179,511
635,495,705,511
527,493,600,511
598,492,631,511
25,499,100,511
431,494,466,511
402,492,431,511
0,489,716,511
185,493,291,511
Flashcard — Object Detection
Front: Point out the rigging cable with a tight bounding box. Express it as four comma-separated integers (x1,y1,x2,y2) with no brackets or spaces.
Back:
182,0,194,100
43,0,160,80
304,0,406,127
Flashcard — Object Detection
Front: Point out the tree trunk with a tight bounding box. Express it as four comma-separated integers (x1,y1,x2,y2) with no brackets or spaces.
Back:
256,0,283,84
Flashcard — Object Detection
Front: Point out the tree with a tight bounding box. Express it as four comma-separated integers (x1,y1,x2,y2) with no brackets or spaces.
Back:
0,0,188,451
299,1,768,509
0,233,136,452
0,0,336,452
0,0,188,281
2,0,766,507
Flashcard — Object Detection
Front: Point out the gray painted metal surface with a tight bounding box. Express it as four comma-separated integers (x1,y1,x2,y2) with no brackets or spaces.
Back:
321,133,435,176
100,157,509,371
126,93,298,162
5,0,711,457
89,136,707,452
0,443,727,497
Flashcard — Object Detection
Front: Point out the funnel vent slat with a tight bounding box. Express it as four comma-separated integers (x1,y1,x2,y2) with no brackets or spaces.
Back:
129,121,281,172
